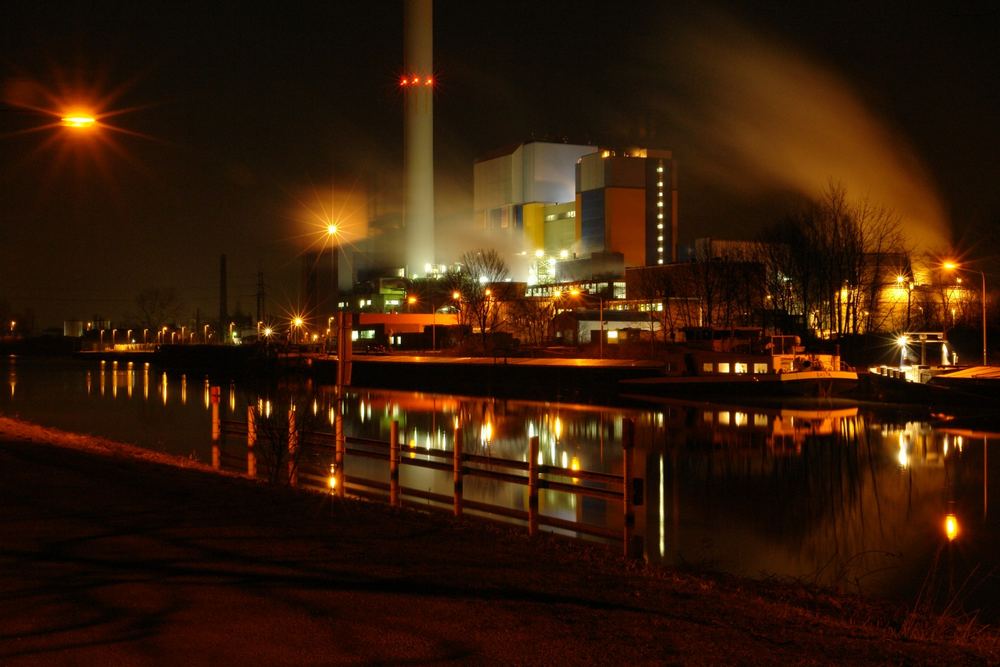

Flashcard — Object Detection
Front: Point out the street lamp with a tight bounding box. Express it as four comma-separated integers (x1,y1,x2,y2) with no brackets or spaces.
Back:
943,261,988,366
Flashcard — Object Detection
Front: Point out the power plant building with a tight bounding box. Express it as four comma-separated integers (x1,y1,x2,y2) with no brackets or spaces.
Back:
473,142,678,282
474,141,597,248
576,148,678,267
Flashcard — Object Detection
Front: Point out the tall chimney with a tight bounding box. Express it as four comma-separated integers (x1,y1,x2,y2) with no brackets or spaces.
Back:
403,0,434,277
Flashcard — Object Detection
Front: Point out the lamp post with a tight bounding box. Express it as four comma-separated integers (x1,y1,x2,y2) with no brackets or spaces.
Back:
327,223,340,324
943,261,988,366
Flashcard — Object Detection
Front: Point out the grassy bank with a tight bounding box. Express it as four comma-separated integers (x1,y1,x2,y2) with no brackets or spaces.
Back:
0,416,997,664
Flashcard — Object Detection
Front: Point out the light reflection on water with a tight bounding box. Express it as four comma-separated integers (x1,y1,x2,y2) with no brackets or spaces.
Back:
1,356,998,617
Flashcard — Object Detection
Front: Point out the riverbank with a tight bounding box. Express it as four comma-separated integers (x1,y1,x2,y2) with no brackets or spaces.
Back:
0,416,997,665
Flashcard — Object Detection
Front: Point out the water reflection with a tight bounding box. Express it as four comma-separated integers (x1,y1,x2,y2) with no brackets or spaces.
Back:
0,356,998,618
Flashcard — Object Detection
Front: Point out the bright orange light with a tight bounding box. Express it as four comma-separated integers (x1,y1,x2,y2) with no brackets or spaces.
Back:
452,291,460,300
326,223,338,236
400,77,408,86
61,114,97,128
293,317,304,328
570,288,581,297
944,513,960,541
425,77,433,86
484,288,492,297
407,296,417,305
943,261,959,271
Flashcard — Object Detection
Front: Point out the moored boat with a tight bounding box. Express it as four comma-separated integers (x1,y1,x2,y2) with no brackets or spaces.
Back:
620,334,858,398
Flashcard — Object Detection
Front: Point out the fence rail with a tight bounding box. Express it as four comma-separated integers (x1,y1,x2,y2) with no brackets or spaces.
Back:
210,387,644,557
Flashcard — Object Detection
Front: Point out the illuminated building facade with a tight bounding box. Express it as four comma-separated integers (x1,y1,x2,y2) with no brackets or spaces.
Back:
474,141,597,248
576,148,678,267
473,143,677,284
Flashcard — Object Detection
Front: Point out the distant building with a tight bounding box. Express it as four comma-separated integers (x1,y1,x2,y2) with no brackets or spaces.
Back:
300,249,338,327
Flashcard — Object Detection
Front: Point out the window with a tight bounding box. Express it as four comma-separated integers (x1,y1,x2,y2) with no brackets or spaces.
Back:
702,362,714,373
734,362,748,374
717,363,730,373
753,363,769,374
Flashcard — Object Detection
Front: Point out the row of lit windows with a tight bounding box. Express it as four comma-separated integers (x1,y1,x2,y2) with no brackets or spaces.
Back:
702,361,770,374
704,411,772,428
544,210,576,222
655,162,665,264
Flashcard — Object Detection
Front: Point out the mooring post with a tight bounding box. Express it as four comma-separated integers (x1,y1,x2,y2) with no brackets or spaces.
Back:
528,435,540,536
334,404,345,498
623,417,644,559
210,386,221,443
453,424,464,517
389,419,400,507
247,405,257,478
287,406,298,486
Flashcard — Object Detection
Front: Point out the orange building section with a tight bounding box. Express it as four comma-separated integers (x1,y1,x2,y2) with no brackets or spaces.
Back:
605,187,646,267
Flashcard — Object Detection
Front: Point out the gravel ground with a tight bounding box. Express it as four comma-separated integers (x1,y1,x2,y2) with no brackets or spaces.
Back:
0,416,996,665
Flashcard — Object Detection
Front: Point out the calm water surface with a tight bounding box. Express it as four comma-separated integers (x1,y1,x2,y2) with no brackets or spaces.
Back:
3,355,998,618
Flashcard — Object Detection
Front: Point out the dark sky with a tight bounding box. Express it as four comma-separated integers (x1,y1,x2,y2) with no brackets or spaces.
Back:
2,1,998,329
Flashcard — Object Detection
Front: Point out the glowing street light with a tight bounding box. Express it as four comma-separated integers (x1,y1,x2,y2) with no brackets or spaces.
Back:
944,513,960,542
60,114,97,129
942,260,988,366
897,334,909,369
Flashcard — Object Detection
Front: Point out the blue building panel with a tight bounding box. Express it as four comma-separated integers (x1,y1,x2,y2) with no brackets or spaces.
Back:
580,189,605,254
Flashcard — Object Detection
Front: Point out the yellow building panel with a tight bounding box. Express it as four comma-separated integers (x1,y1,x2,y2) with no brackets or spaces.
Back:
522,202,546,251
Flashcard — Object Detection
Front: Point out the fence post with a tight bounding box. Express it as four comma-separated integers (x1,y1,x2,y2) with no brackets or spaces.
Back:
623,417,645,560
334,403,345,498
287,406,298,486
247,405,257,478
210,386,221,443
389,420,400,507
453,424,463,517
528,435,540,536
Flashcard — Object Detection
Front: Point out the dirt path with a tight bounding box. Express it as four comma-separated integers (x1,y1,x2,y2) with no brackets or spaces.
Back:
0,417,995,665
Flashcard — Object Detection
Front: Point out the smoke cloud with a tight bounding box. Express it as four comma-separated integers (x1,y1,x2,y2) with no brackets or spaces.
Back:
659,10,949,252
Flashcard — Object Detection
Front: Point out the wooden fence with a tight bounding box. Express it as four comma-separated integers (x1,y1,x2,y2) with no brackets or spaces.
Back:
209,387,645,558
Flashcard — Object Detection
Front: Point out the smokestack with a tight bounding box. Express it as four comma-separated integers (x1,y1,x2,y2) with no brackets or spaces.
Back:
403,0,434,277
219,254,228,329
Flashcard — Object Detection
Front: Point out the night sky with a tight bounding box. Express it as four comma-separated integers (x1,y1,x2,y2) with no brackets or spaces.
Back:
2,1,998,329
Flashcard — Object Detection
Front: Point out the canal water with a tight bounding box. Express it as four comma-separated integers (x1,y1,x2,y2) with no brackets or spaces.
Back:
3,355,998,619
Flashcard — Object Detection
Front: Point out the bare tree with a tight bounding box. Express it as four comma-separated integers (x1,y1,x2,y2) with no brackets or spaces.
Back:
760,183,907,337
507,297,554,348
132,287,183,329
455,249,510,349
